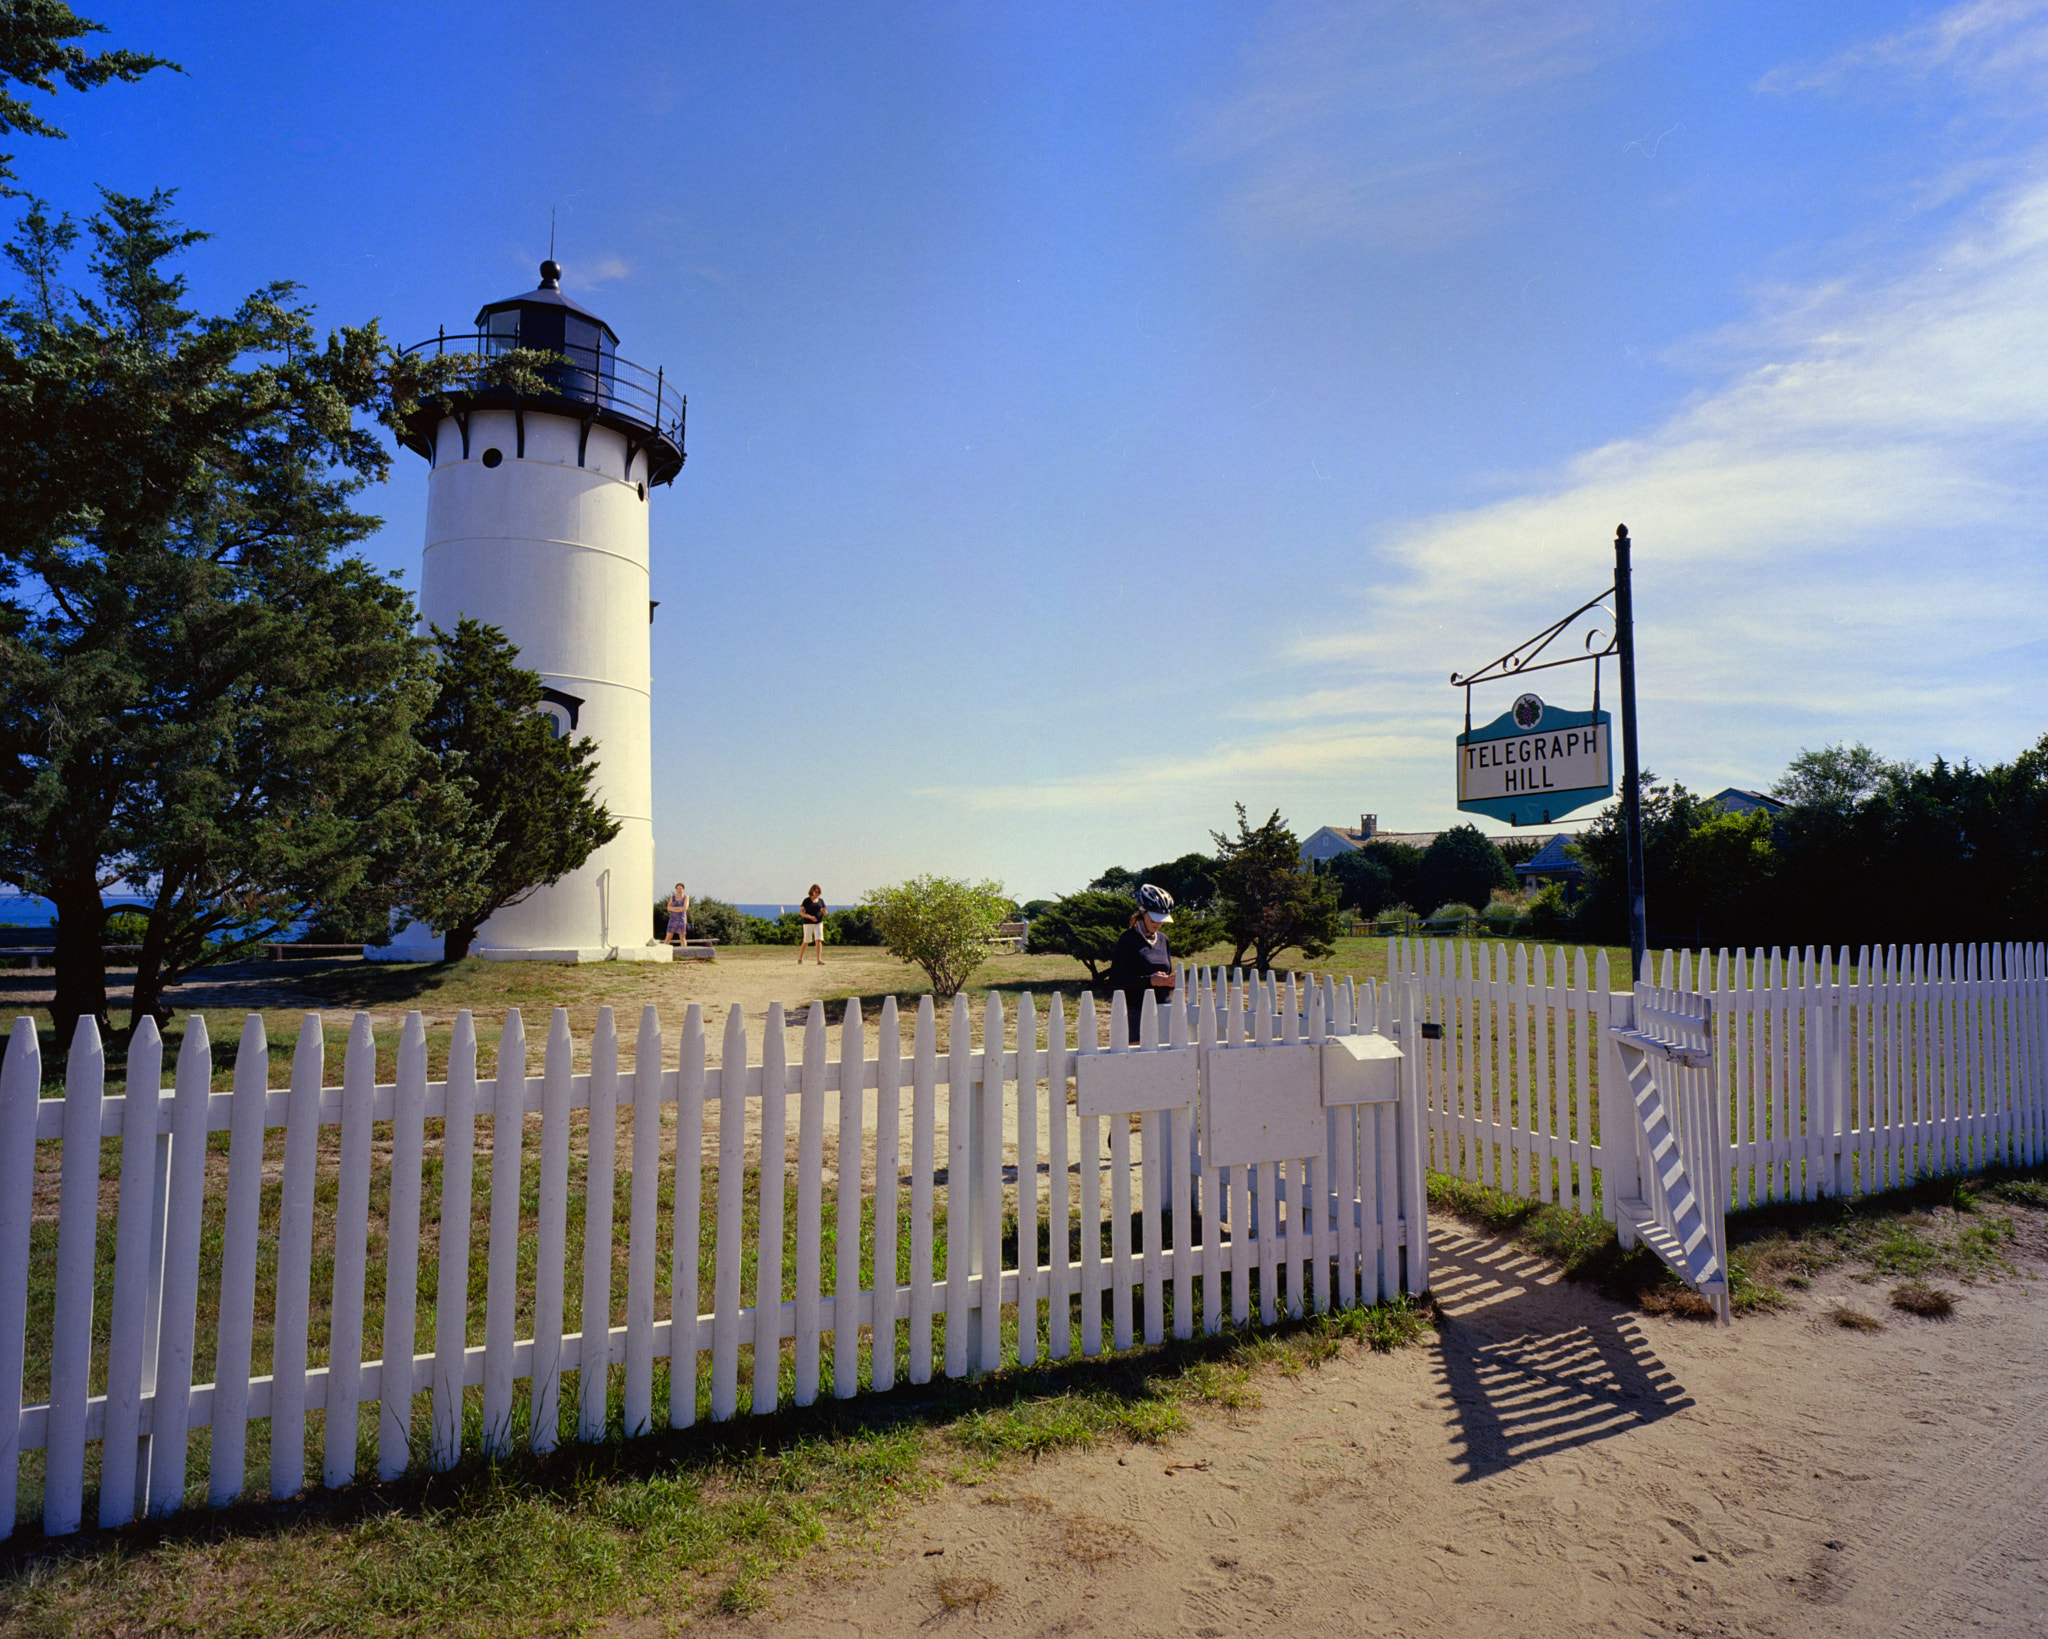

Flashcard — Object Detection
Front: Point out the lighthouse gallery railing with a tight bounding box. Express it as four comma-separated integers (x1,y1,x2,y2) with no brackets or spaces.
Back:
399,332,686,456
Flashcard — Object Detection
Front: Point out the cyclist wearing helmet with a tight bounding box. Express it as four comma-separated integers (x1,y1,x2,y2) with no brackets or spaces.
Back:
1105,884,1177,1043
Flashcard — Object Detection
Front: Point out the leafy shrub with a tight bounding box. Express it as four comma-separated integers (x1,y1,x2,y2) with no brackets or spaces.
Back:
746,912,801,945
826,905,884,945
1424,902,1477,931
1482,896,1526,935
1524,882,1576,938
864,875,1010,998
684,897,749,945
102,909,152,945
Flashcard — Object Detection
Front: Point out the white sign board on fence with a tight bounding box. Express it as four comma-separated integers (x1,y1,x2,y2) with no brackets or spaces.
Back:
1075,1047,1198,1118
1204,1042,1322,1166
1320,1033,1402,1104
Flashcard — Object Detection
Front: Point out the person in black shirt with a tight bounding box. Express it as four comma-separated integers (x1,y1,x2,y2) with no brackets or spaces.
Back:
798,884,826,965
1105,883,1177,1043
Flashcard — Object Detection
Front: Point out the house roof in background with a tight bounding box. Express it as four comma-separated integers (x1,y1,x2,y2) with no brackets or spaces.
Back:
1513,833,1584,878
1300,824,1443,862
1709,787,1790,816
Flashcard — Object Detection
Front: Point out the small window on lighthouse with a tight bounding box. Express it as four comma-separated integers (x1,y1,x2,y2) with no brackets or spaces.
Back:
481,448,503,468
535,703,571,739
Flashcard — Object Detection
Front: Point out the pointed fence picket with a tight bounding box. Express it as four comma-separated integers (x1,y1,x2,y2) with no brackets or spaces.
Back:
0,969,1429,1538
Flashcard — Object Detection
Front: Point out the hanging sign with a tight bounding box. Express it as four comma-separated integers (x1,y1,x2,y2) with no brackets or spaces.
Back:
1456,692,1612,825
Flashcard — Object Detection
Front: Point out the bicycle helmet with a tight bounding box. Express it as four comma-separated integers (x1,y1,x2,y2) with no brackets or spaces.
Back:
1137,883,1175,923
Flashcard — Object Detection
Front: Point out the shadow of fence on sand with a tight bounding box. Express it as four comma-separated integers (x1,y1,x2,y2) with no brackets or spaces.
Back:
1428,1227,1694,1483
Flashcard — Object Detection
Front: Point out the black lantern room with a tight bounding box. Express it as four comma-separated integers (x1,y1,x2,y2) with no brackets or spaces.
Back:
477,258,617,373
397,260,685,485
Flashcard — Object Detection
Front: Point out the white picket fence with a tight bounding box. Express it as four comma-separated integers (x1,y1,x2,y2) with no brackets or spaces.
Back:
1686,943,2048,1203
0,966,1428,1538
1391,938,1611,1216
1391,938,2048,1220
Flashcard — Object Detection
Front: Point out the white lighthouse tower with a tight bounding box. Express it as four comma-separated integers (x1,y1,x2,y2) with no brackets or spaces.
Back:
378,261,685,962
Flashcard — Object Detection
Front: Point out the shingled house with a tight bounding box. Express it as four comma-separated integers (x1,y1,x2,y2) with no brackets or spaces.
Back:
1707,787,1789,818
1299,814,1441,865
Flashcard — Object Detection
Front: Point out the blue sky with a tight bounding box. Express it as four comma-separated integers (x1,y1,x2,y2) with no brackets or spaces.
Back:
22,2,2048,903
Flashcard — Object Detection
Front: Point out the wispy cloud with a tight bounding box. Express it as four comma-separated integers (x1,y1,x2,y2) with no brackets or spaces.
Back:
1188,0,1656,248
914,722,1443,814
1757,0,2048,98
943,157,2048,821
1277,165,2048,777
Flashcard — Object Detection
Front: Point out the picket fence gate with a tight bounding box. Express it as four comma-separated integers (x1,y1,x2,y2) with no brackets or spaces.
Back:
0,965,1428,1539
1607,984,1728,1321
1391,936,2048,1229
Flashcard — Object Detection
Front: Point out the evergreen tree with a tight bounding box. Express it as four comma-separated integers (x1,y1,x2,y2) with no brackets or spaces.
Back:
1356,838,1423,910
0,190,438,1037
1326,848,1398,915
0,3,171,196
1411,824,1512,915
1026,889,1137,982
395,620,620,962
1569,775,1709,945
1211,804,1342,971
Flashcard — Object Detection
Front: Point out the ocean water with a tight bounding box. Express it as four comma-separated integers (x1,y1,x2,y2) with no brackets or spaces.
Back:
0,894,803,927
0,893,155,927
0,894,276,931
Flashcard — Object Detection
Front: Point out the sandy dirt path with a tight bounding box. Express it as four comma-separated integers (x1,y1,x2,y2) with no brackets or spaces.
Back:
684,1227,2048,1639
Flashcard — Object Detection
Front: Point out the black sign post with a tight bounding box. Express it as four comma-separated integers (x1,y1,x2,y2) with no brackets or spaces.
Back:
1613,525,1645,982
1449,525,1649,980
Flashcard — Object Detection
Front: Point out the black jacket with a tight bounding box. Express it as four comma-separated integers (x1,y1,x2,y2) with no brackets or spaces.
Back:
1105,924,1173,1042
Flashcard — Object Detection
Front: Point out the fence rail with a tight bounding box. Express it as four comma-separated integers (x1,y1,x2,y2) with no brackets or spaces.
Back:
0,967,1427,1538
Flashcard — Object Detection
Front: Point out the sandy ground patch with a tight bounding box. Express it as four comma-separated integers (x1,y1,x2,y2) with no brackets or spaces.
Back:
678,1229,2048,1639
